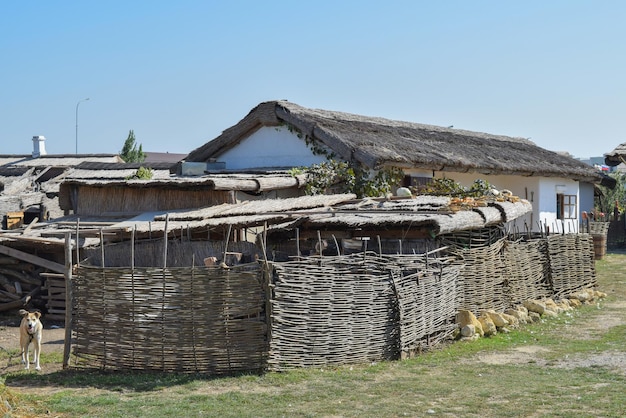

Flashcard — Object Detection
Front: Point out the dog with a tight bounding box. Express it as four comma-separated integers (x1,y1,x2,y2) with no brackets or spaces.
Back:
19,309,43,371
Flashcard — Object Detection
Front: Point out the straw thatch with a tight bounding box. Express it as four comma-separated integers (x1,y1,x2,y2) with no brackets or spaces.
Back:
185,101,608,185
604,142,626,167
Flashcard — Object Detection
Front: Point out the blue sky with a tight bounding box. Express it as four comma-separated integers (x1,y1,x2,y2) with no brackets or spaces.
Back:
1,1,625,159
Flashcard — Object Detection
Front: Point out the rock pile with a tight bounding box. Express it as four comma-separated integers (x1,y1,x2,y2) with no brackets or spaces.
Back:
456,288,607,339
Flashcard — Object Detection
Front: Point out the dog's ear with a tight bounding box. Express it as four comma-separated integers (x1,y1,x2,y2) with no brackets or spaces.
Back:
34,311,41,319
19,309,28,316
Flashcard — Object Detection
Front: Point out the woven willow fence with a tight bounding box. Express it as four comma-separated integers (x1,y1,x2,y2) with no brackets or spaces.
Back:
444,231,597,313
71,263,268,373
68,231,599,374
388,254,461,358
547,234,597,296
502,238,552,304
267,252,461,370
451,239,509,314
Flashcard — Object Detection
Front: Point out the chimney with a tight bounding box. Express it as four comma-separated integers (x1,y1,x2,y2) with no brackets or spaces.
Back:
32,135,47,158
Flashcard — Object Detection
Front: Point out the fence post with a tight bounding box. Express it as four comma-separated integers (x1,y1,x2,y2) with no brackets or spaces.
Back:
62,232,73,369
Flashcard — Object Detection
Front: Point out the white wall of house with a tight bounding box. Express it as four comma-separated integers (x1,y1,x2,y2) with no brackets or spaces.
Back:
579,182,595,217
218,126,326,169
535,178,579,233
425,172,582,233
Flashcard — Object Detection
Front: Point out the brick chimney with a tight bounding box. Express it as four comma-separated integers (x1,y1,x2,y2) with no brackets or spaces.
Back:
32,135,47,158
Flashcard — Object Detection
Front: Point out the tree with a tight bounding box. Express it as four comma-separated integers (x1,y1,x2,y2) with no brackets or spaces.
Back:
120,130,146,163
597,171,626,219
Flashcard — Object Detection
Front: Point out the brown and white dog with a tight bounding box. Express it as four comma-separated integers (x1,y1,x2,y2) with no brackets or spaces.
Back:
19,309,43,371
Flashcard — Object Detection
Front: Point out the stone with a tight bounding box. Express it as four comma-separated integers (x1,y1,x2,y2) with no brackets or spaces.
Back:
505,308,528,324
568,298,582,308
524,299,547,315
501,313,519,327
542,308,558,318
478,314,497,336
457,309,484,337
485,311,509,328
528,311,542,322
460,324,476,337
504,308,528,324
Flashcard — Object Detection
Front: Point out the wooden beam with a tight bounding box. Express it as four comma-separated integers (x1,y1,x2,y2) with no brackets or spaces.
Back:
0,245,65,274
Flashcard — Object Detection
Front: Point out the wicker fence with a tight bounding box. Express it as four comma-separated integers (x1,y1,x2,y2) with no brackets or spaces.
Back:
71,263,268,373
68,232,599,374
267,252,461,370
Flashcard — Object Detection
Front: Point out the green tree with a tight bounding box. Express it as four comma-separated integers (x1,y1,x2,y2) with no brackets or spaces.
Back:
597,171,626,218
120,130,146,163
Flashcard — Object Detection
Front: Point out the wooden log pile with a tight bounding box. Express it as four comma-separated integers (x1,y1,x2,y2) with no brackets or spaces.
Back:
0,254,46,313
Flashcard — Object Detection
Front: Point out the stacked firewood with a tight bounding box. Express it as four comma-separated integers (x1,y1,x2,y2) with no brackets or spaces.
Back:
0,255,45,312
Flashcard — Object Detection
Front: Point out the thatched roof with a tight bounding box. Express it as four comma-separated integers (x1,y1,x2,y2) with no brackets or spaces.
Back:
185,101,608,185
60,172,307,192
0,154,123,168
0,193,532,250
604,142,626,167
63,161,175,181
138,193,531,236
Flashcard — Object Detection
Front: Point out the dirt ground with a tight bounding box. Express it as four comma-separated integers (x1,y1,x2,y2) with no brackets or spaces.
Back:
472,299,626,375
0,315,66,374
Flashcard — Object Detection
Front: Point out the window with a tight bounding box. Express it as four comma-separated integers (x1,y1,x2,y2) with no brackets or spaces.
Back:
556,194,577,219
404,175,432,192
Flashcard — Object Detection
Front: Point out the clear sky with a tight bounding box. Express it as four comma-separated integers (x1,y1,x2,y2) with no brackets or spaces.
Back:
2,1,625,159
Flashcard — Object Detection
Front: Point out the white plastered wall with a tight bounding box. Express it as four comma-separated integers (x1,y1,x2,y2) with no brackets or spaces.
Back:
418,171,580,233
218,126,326,170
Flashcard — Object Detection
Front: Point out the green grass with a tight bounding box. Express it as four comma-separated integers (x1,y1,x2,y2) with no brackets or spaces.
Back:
2,252,626,417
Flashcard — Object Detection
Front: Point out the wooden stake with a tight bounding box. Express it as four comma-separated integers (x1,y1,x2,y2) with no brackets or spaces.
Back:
100,228,105,268
62,232,72,369
75,218,80,267
163,214,169,269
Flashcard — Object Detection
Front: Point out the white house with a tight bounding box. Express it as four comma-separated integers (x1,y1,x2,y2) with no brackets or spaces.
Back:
182,100,613,234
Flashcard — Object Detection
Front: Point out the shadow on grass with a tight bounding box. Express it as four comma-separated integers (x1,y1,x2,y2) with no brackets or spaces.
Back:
3,368,265,392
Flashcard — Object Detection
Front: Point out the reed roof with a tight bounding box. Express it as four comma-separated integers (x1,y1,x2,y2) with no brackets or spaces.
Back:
0,193,532,249
604,142,626,167
60,172,307,192
185,101,607,184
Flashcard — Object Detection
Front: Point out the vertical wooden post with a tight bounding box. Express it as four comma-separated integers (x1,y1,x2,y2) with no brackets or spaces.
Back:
75,218,80,267
100,228,105,268
131,226,136,270
223,224,232,265
131,226,136,366
62,232,73,369
295,228,301,259
163,214,169,268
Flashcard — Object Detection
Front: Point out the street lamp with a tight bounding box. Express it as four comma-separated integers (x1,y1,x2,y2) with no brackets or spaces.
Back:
75,98,90,154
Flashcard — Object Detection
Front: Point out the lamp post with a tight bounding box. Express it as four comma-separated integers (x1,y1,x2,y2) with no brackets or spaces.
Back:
75,98,90,154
